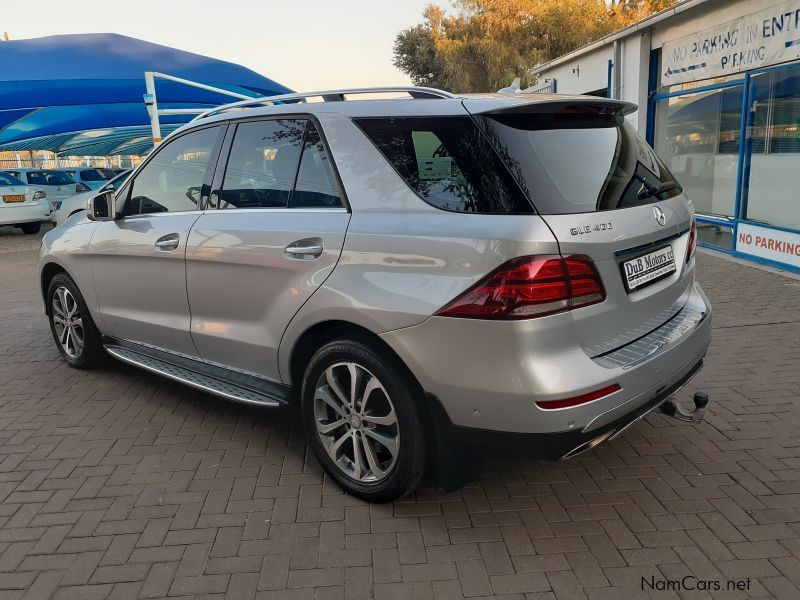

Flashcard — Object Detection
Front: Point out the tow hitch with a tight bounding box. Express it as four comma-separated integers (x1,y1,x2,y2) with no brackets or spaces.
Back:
660,391,709,423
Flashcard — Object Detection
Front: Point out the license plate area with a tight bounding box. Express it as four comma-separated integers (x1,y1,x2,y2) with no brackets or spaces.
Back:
3,195,25,203
621,245,676,292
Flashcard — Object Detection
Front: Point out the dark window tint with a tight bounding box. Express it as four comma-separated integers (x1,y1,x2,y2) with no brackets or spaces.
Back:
125,126,220,216
292,123,342,208
354,116,532,214
4,171,20,179
0,172,23,186
219,119,305,209
78,168,107,182
479,113,680,214
41,171,76,185
24,171,47,185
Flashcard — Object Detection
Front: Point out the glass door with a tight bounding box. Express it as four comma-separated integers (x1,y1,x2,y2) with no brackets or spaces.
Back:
741,63,800,232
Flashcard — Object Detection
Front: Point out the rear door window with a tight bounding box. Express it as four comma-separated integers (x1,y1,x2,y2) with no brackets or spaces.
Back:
218,119,305,209
291,122,343,208
41,171,76,185
354,116,533,214
479,113,680,214
25,171,47,185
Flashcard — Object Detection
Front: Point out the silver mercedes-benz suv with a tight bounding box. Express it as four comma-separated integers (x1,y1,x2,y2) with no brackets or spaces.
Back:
39,87,711,502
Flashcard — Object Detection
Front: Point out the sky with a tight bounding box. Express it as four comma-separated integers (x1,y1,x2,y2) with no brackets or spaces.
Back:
2,0,448,91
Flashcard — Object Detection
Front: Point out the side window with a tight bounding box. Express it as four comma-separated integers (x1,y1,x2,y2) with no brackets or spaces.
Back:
26,171,46,185
219,119,305,209
125,126,220,216
354,117,532,214
291,123,343,208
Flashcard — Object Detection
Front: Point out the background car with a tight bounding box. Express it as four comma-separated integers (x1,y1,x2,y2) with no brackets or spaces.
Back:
52,169,131,226
4,168,88,219
59,167,112,191
0,171,49,234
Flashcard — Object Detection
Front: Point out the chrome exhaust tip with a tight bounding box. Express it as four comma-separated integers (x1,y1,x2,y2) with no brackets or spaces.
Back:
561,429,616,460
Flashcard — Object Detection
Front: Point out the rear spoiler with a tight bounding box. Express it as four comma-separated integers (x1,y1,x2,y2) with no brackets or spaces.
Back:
462,95,637,118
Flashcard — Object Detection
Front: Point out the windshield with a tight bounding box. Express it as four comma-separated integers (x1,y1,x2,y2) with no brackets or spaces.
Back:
479,113,681,214
40,170,76,185
0,172,24,186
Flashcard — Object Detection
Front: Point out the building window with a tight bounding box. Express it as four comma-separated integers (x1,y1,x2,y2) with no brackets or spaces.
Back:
653,85,744,221
744,64,800,231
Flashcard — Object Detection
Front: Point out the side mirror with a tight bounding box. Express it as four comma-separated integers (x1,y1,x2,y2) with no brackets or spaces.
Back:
87,190,117,221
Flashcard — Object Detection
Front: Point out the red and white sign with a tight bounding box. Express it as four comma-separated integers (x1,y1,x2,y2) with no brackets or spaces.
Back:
736,223,800,269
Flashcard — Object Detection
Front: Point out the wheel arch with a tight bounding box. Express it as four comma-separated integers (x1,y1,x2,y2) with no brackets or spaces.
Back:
40,262,68,309
288,320,418,391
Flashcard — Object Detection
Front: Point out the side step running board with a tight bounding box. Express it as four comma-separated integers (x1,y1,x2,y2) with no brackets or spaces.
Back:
105,345,282,407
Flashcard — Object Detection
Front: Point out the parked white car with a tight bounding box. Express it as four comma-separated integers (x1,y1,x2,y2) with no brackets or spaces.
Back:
3,169,89,220
59,168,112,191
0,171,49,234
52,170,131,227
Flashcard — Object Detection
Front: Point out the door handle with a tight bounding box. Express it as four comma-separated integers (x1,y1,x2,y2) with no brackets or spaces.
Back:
154,233,180,252
284,238,323,259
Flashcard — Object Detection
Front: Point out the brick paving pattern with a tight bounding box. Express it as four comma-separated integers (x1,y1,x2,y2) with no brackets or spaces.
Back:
2,231,800,599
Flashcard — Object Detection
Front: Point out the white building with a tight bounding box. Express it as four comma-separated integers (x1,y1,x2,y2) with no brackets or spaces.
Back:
532,0,800,273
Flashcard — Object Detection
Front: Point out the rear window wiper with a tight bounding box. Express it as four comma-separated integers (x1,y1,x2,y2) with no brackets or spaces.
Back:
637,180,682,201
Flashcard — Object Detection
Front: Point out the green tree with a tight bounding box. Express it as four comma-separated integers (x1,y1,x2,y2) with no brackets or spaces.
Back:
394,0,677,93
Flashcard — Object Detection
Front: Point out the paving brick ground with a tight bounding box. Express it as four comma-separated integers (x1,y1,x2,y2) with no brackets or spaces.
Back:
2,226,800,599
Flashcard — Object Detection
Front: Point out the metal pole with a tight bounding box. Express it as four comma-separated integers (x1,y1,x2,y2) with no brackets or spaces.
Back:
151,72,256,100
144,71,162,147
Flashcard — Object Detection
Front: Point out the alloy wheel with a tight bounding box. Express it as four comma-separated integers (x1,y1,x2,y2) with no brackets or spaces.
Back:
52,286,84,359
313,362,399,483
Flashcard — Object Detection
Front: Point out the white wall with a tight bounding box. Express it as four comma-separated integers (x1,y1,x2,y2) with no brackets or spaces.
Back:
651,0,780,48
536,33,651,132
540,46,612,96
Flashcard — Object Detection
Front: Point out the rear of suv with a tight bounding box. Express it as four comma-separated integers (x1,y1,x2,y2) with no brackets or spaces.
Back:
38,88,711,502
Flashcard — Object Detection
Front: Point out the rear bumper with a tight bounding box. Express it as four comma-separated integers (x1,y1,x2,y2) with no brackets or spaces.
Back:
0,202,50,225
428,355,705,460
381,280,711,435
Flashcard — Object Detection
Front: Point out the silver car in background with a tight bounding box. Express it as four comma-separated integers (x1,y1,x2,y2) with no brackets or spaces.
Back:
38,87,711,501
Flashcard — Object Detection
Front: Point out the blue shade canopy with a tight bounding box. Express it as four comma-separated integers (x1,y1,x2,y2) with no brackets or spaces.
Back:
0,33,292,155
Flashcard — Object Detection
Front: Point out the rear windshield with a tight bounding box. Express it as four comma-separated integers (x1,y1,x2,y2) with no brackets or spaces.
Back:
479,113,680,214
0,172,23,186
40,170,76,185
354,116,533,214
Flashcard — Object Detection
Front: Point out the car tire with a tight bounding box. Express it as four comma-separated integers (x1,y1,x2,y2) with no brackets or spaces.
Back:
47,273,106,369
301,338,427,502
19,222,41,234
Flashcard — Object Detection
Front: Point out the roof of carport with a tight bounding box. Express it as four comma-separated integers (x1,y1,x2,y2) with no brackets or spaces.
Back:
0,33,292,155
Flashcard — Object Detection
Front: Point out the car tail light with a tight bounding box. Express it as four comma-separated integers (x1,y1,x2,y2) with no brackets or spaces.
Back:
535,384,621,410
435,255,606,320
32,190,47,200
685,219,697,264
76,183,90,193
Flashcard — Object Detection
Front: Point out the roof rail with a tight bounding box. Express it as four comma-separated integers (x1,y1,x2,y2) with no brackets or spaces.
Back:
191,86,457,121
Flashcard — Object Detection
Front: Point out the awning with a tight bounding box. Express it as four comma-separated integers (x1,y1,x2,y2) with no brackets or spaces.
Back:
0,33,292,155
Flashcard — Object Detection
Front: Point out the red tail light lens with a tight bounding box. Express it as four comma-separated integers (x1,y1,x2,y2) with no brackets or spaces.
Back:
535,384,621,410
685,219,697,264
435,255,606,320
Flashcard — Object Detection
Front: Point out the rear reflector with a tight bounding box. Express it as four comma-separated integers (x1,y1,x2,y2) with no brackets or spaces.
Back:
535,384,621,410
435,255,605,320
